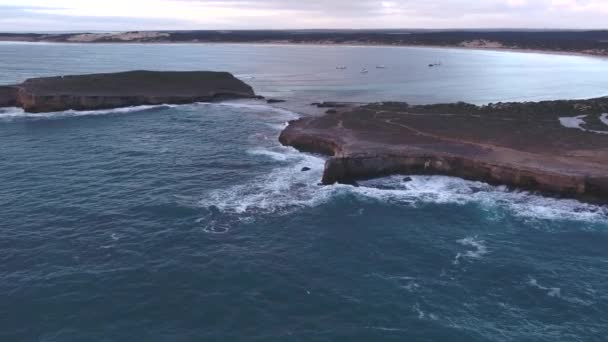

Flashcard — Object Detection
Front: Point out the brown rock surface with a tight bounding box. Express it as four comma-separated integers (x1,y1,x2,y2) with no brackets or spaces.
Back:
279,99,608,202
0,86,17,107
1,70,256,113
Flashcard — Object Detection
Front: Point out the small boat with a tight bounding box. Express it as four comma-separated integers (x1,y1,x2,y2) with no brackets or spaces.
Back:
376,65,386,69
428,62,442,67
336,66,347,70
360,68,369,74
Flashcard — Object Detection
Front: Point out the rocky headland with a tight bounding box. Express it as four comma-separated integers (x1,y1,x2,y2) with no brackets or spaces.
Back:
1,70,256,113
280,98,608,202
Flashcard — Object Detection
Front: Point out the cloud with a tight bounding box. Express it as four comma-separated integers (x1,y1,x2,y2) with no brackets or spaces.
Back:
0,0,606,31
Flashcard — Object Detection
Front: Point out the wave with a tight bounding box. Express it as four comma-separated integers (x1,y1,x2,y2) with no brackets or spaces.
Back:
349,176,607,222
0,104,175,121
199,145,330,215
212,101,300,120
0,100,298,123
199,145,608,223
26,100,596,224
247,148,300,161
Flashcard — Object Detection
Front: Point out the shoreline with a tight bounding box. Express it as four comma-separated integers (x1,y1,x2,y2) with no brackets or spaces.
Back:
1,39,606,59
278,98,608,203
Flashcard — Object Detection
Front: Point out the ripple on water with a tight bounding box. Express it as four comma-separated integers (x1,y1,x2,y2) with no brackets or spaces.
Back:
453,236,489,265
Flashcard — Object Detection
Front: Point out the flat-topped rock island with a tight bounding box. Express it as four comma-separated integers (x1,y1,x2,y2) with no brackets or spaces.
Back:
0,70,257,112
280,99,608,202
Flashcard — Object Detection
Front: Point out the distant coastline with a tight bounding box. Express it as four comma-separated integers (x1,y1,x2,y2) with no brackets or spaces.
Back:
1,40,606,59
1,30,607,58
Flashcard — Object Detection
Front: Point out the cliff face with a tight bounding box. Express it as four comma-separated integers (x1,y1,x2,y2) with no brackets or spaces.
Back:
2,70,256,113
0,86,17,107
279,100,608,202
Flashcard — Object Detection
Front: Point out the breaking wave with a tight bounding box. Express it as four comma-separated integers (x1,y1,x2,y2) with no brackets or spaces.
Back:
16,100,604,224
0,100,297,122
199,145,608,223
198,102,608,223
0,104,176,121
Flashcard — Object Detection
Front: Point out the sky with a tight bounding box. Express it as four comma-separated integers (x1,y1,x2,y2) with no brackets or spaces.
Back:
0,0,606,32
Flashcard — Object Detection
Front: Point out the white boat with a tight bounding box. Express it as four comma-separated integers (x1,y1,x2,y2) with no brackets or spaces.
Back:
360,68,369,74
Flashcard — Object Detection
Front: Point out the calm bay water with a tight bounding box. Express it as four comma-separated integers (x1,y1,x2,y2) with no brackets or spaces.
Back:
1,43,608,341
2,42,608,105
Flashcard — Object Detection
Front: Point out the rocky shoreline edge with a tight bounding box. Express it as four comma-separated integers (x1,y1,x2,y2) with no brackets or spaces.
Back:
0,70,257,113
280,99,608,203
2,70,608,203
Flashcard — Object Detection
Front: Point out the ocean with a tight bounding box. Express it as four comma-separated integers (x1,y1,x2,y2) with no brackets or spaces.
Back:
1,42,607,341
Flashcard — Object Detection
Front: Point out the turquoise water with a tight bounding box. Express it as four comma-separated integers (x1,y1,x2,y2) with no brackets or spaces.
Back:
1,43,608,341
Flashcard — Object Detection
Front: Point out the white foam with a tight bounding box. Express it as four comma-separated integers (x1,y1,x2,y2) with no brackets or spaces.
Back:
247,148,299,162
527,278,595,305
363,176,608,222
265,122,290,131
0,107,27,119
454,236,489,265
200,143,608,222
528,278,562,297
0,104,173,121
166,105,608,223
0,101,298,123
199,146,335,215
211,102,299,120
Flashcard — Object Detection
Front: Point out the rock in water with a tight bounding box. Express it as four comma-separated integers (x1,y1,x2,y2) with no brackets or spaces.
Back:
301,167,311,172
0,86,16,107
279,98,608,203
267,99,286,104
1,70,256,113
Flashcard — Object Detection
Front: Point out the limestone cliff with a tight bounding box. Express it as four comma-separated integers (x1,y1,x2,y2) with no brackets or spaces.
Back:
279,100,608,202
1,70,256,113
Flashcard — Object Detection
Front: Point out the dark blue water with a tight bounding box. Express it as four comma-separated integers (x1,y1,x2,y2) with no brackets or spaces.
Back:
1,43,608,341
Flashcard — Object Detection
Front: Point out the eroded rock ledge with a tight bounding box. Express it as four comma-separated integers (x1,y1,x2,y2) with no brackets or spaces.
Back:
1,70,256,113
279,98,608,202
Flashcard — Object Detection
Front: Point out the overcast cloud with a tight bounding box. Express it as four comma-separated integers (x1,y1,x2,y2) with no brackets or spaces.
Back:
0,0,606,31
